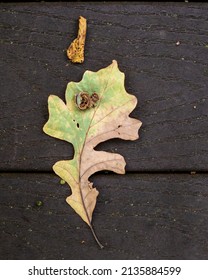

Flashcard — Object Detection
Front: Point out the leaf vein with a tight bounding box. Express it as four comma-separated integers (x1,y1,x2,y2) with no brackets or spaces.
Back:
90,98,134,129
81,158,124,179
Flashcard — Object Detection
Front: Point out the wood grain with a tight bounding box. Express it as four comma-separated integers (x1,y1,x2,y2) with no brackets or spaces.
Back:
0,173,208,260
1,3,208,172
0,2,208,261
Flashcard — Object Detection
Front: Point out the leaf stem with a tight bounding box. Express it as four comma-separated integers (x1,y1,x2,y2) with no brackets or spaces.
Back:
89,225,104,249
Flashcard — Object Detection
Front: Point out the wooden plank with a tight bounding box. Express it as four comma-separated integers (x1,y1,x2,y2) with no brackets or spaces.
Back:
0,173,208,259
0,3,208,171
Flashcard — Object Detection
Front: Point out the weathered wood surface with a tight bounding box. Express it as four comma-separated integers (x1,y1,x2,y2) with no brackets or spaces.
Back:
0,2,208,261
0,173,208,260
0,2,208,172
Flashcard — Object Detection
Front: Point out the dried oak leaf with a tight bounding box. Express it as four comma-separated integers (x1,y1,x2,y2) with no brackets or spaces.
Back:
67,16,87,63
43,60,142,247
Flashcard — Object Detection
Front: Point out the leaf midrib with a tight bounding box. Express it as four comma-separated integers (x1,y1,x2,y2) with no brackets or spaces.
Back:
76,65,115,225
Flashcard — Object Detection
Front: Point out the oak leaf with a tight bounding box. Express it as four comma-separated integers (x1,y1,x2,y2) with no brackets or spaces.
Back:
67,16,87,63
43,60,142,248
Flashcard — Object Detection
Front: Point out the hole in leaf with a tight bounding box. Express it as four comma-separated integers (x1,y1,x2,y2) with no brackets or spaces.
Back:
77,123,79,128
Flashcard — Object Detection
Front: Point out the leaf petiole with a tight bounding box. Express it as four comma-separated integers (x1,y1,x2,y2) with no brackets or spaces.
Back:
90,225,104,249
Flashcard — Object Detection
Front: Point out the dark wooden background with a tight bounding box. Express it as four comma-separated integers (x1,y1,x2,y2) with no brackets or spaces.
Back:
0,2,208,259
